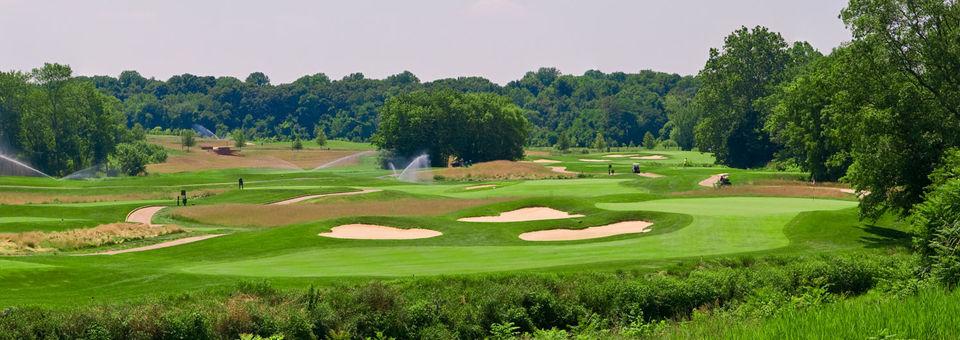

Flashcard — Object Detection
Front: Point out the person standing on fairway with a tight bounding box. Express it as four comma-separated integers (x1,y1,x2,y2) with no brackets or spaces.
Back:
238,177,244,190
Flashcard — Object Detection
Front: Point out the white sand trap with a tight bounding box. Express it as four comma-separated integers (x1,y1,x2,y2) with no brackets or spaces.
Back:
631,155,667,160
271,188,381,205
699,173,729,187
319,224,441,240
81,234,225,256
549,166,576,174
638,172,664,178
458,207,584,223
520,220,653,241
126,206,165,226
465,184,497,190
579,159,610,162
532,159,561,164
603,154,638,158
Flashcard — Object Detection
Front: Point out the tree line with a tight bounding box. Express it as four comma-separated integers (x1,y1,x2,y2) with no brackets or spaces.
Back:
83,68,697,148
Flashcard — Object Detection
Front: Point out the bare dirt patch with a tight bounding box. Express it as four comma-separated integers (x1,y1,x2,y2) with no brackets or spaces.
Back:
526,150,553,157
458,207,584,223
698,173,729,187
436,160,572,180
549,166,576,175
631,155,667,160
0,223,184,255
319,224,441,240
270,189,381,205
532,159,561,164
519,220,653,241
173,198,507,228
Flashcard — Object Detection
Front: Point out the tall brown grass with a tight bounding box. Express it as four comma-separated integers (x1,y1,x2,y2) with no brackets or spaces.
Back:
0,223,184,254
0,189,225,205
436,160,572,181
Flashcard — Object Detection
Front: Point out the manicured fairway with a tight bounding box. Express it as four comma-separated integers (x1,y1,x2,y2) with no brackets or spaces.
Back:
178,197,857,277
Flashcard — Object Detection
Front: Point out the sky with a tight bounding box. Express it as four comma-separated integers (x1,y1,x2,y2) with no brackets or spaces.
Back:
0,0,851,85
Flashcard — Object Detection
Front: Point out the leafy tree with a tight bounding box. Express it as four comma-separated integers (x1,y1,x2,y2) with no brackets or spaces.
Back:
839,0,960,218
694,26,817,168
111,141,166,176
642,132,656,150
292,137,303,151
373,90,529,167
3,64,126,176
555,131,571,152
314,125,327,147
663,93,699,150
231,129,246,149
911,150,960,286
180,129,196,151
764,47,864,182
592,131,607,151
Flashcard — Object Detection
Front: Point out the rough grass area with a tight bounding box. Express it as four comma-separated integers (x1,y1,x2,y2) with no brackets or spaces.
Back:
435,160,573,181
0,189,225,205
0,222,184,254
147,149,361,173
171,198,506,227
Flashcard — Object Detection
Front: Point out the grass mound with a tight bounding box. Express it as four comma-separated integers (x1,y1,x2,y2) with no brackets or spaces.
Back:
0,222,184,254
435,160,572,181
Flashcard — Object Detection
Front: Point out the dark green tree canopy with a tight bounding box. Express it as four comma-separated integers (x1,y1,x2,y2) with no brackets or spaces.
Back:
373,90,529,167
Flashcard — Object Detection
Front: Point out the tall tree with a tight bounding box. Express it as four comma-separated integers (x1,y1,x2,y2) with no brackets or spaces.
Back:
693,26,813,168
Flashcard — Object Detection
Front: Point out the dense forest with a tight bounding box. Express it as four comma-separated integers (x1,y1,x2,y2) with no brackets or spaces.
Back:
83,68,697,148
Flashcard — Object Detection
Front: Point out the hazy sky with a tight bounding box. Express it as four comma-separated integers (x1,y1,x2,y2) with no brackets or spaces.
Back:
0,0,851,84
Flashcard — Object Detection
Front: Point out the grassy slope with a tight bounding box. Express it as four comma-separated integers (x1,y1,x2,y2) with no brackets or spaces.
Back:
0,149,908,307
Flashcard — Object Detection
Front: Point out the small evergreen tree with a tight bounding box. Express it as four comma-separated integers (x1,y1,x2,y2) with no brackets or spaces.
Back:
231,129,246,149
180,129,196,151
314,125,327,147
592,131,607,151
292,137,303,151
555,131,571,152
643,132,657,150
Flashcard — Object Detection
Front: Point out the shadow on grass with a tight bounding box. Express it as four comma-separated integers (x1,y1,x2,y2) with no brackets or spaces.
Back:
859,224,912,248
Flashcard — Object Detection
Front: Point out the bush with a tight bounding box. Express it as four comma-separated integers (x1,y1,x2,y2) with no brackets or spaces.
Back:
110,141,167,176
912,178,960,286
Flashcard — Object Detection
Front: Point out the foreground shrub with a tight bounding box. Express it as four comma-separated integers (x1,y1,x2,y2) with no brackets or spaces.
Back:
912,178,960,287
0,254,914,339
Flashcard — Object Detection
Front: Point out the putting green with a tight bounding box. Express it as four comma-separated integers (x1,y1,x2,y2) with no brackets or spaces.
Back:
179,197,857,277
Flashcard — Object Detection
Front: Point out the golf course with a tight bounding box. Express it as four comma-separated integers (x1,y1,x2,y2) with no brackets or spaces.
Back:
4,0,960,337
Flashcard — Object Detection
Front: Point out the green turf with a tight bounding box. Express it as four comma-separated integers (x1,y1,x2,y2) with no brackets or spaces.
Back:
0,149,906,307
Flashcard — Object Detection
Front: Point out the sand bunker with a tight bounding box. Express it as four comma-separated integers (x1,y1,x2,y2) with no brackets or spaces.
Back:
631,155,667,160
549,166,576,174
532,159,561,164
579,159,610,162
271,189,381,205
519,220,653,241
637,172,664,178
126,206,165,226
83,234,225,255
699,173,729,187
458,207,584,223
602,154,638,158
465,184,497,190
319,224,441,240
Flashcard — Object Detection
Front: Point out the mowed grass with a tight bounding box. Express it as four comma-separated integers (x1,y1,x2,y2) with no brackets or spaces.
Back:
177,197,857,277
